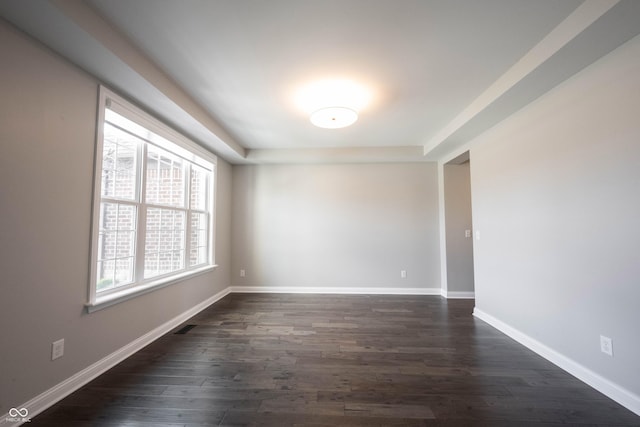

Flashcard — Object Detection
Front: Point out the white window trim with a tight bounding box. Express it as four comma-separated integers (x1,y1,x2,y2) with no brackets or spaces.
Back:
87,86,218,313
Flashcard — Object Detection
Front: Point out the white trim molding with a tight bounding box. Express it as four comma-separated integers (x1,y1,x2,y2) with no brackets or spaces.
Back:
473,308,640,417
437,161,449,296
0,286,231,427
442,290,475,299
229,286,441,295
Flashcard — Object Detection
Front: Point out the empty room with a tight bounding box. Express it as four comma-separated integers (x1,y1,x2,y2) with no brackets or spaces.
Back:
1,1,639,425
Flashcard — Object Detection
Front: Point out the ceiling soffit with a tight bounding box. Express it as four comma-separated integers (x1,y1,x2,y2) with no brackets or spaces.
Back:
1,0,639,163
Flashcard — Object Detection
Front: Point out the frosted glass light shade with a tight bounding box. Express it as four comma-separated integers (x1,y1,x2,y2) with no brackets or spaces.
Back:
310,107,358,129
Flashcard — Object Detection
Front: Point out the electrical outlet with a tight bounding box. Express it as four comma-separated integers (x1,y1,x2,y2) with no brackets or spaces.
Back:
400,270,407,279
465,229,471,238
600,335,613,356
52,339,64,360
240,269,245,277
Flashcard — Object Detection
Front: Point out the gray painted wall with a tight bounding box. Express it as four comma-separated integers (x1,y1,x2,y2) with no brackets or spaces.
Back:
231,163,440,290
0,21,232,413
444,163,474,293
470,34,640,396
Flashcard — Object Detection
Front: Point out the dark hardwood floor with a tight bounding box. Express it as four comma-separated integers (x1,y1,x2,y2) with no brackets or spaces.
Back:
31,294,639,426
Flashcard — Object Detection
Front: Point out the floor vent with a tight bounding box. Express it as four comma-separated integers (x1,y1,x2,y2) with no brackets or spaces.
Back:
174,324,197,334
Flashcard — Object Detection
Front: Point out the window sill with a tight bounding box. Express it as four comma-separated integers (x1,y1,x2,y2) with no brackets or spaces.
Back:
86,265,218,313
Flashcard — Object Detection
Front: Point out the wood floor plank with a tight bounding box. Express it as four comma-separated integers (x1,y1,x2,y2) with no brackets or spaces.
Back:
29,294,639,426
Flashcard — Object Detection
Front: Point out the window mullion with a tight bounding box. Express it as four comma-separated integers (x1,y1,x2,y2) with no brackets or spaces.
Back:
100,197,138,206
134,143,148,283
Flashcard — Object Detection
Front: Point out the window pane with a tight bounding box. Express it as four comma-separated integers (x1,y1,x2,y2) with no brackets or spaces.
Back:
114,257,134,286
96,260,115,292
98,231,115,261
146,146,185,207
97,202,137,293
100,202,133,231
144,252,159,279
106,203,136,231
116,231,136,258
190,212,208,266
190,246,208,267
145,207,160,253
190,166,208,211
172,250,185,271
144,208,186,278
96,257,134,291
101,123,138,201
197,247,207,265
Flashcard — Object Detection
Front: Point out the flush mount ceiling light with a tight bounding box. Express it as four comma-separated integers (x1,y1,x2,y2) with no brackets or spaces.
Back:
294,79,372,129
310,106,358,129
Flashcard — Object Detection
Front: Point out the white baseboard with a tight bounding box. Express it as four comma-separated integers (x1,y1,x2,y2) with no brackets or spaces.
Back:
473,308,640,417
442,290,475,299
0,286,231,427
229,286,441,295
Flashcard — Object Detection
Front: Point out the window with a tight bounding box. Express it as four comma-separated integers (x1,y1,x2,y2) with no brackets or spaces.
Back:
88,87,216,311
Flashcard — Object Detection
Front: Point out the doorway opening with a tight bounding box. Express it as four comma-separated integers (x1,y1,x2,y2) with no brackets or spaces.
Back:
443,151,475,298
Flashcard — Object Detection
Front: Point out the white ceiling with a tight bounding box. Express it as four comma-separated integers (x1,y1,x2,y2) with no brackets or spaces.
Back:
86,0,581,150
2,0,640,163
